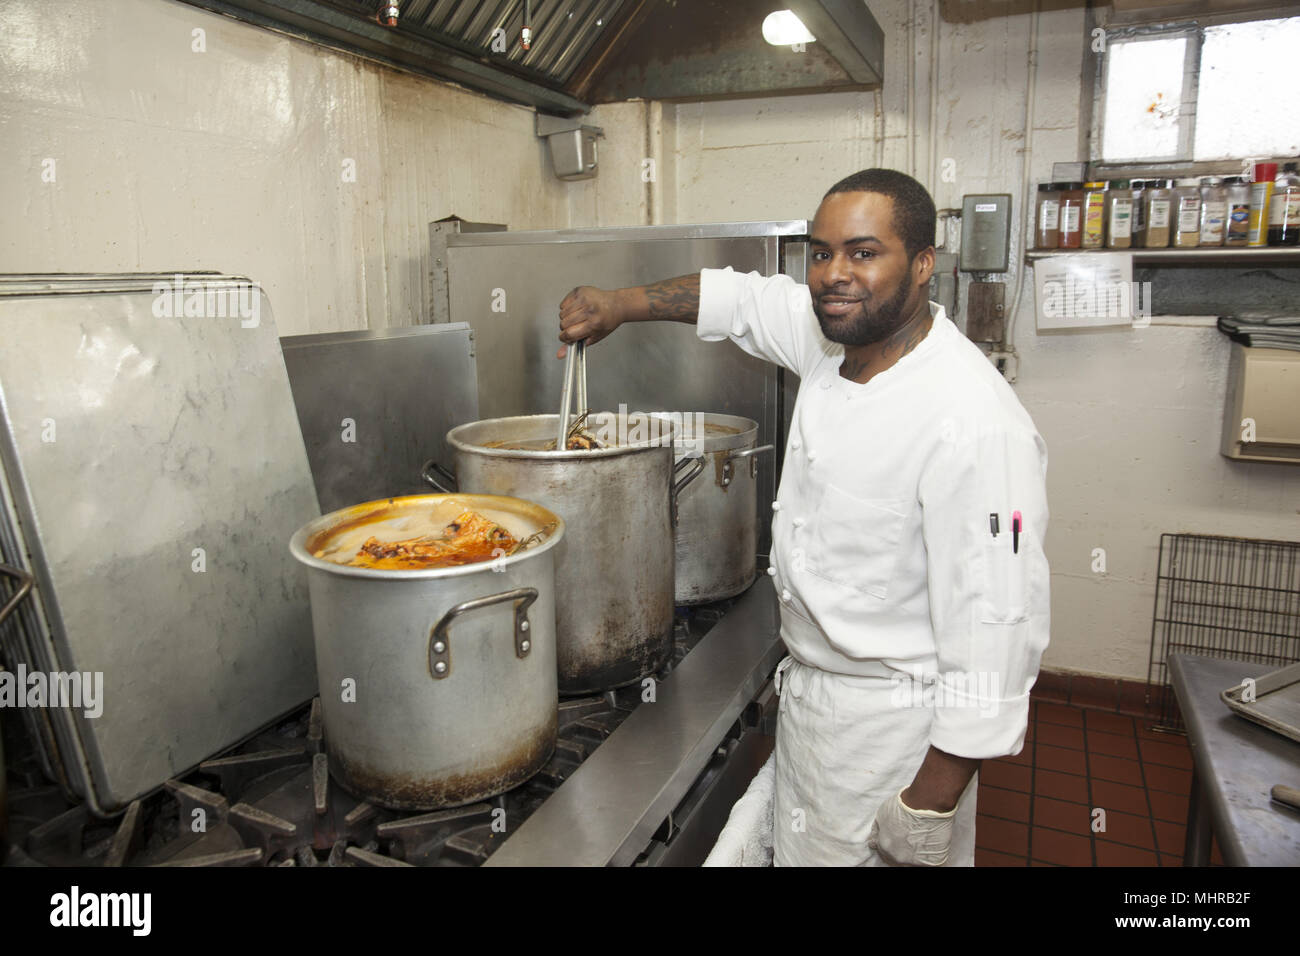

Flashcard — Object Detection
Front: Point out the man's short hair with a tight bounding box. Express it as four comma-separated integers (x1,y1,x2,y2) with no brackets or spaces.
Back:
823,169,936,261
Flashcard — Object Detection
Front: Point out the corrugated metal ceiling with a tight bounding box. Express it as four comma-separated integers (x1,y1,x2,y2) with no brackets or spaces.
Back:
398,0,628,83
178,0,883,115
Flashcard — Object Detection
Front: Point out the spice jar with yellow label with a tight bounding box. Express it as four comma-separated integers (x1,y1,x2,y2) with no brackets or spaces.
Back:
1082,182,1107,249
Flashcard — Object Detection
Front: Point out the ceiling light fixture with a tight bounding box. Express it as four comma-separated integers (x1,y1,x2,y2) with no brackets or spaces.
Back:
762,10,815,46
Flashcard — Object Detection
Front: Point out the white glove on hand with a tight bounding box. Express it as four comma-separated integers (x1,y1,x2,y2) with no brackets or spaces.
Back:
867,790,957,867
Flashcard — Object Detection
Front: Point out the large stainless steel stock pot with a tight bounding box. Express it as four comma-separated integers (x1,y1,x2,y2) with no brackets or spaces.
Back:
289,493,564,810
425,412,703,694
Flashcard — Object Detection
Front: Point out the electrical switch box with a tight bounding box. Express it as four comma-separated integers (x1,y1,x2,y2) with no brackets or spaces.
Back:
966,281,1006,343
959,194,1012,273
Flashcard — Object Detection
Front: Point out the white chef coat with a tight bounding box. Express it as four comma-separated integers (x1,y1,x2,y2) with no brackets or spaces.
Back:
698,266,1050,760
697,267,1050,866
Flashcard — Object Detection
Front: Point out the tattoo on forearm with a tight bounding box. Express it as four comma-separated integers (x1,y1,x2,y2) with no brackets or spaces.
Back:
646,275,700,321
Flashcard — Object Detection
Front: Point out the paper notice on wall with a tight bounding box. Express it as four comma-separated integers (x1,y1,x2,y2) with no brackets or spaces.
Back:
1034,253,1148,330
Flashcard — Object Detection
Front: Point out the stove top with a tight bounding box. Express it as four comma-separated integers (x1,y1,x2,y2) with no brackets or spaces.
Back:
2,602,740,867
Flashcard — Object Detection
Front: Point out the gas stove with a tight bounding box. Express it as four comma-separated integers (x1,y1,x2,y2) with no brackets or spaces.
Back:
2,584,782,867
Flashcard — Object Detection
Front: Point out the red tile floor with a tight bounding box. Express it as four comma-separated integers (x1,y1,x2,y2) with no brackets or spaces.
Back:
974,698,1225,866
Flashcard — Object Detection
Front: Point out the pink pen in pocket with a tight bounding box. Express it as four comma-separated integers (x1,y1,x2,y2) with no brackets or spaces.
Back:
1012,510,1022,554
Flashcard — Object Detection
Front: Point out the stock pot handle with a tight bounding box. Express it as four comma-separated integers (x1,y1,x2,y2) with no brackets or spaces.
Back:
421,459,458,493
0,562,34,627
427,586,539,680
722,444,775,486
673,455,706,494
670,456,706,528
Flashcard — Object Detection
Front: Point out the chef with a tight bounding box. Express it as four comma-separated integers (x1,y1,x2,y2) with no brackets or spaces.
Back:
557,168,1050,866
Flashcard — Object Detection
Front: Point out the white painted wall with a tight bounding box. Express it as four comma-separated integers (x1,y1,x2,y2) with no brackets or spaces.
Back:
0,0,648,334
2,0,1295,680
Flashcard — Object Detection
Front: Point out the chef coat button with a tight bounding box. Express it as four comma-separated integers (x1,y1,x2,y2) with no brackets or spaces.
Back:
771,501,781,511
793,517,806,528
792,439,802,450
806,450,817,462
767,565,777,577
781,589,792,602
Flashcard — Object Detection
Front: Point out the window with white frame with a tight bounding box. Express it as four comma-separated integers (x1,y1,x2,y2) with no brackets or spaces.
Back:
1099,16,1300,164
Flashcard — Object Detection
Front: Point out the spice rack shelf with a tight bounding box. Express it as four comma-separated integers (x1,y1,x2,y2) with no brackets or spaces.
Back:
1025,248,1300,264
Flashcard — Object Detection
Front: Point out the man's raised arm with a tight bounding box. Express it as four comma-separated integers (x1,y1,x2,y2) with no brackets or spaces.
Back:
557,274,700,356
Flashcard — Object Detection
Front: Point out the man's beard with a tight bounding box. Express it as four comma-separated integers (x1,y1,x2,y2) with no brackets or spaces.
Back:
813,278,913,347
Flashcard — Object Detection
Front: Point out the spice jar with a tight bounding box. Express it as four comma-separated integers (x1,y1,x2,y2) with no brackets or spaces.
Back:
1130,180,1148,247
1034,183,1061,249
1173,178,1202,248
1106,180,1133,249
1081,181,1107,249
1143,180,1173,248
1223,176,1250,246
1198,177,1226,246
1058,182,1084,249
1248,163,1275,247
1267,162,1300,246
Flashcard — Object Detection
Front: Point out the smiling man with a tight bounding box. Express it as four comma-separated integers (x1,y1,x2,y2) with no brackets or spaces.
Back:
557,168,1050,867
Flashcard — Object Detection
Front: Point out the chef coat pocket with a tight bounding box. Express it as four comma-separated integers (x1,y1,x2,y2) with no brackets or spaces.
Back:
805,485,909,600
980,534,1029,625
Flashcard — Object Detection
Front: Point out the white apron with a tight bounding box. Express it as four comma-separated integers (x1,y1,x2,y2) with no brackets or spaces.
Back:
772,655,979,867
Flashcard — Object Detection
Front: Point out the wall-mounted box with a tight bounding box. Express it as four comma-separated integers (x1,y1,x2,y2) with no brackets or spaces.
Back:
537,115,604,182
547,126,601,180
1220,343,1300,465
959,194,1012,273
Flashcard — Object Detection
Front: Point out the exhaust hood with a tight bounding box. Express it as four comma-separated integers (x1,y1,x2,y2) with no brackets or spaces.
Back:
177,0,884,116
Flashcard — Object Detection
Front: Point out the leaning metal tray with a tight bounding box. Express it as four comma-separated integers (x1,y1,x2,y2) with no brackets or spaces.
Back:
1221,661,1300,744
0,280,321,816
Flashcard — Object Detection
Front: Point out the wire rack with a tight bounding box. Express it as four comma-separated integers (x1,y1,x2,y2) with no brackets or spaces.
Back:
1146,533,1300,732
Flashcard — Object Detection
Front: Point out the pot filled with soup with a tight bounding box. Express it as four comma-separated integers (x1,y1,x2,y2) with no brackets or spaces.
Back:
425,411,703,694
289,493,563,810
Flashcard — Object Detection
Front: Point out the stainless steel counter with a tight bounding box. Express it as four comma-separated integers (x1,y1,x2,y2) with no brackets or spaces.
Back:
1169,653,1300,866
485,576,784,867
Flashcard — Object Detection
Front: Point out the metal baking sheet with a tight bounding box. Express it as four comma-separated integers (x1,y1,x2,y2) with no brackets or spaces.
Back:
1222,661,1300,743
280,324,479,513
0,282,321,815
0,470,69,789
0,273,249,297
